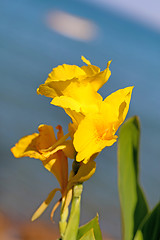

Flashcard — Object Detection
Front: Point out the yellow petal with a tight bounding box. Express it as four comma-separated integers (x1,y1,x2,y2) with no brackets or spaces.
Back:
37,58,111,106
104,86,134,126
51,96,81,112
11,133,43,160
67,161,96,190
76,138,117,163
81,64,100,77
62,140,76,159
63,82,102,108
38,80,74,98
43,131,71,154
46,64,86,82
51,82,102,114
83,61,111,91
74,116,117,163
81,56,91,65
37,84,57,98
41,125,72,158
61,189,72,213
50,198,62,222
42,145,66,158
42,157,56,172
65,82,102,114
42,140,74,160
43,152,68,192
36,125,56,151
31,188,60,221
66,110,84,131
73,87,133,162
81,56,100,76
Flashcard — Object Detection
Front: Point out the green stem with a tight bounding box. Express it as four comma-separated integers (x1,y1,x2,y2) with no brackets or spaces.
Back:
59,197,69,238
63,183,83,240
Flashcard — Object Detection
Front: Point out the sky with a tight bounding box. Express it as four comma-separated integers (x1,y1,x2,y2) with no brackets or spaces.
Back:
80,0,160,31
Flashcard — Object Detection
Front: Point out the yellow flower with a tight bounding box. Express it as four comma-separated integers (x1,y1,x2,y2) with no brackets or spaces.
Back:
37,57,133,164
11,124,96,220
11,124,75,220
73,87,134,163
37,56,111,115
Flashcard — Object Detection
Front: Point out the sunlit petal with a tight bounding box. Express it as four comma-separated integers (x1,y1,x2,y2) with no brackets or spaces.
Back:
81,56,91,65
61,189,72,213
46,64,85,82
31,188,60,221
51,96,81,112
11,133,43,160
104,86,134,126
36,124,56,151
83,61,111,91
50,198,62,222
74,114,118,162
67,161,96,189
62,140,76,159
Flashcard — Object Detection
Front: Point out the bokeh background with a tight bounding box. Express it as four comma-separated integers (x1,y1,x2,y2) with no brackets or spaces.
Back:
0,0,160,239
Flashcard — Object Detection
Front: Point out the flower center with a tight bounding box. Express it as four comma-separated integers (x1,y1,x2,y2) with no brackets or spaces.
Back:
96,123,115,141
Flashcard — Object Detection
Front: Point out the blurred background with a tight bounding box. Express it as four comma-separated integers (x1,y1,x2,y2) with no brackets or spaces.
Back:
0,0,160,239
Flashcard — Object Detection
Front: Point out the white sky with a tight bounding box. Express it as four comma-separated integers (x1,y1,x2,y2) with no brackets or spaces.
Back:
82,0,160,31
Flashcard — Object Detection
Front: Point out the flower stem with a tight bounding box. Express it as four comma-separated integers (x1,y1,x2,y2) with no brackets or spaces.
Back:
59,197,69,238
63,183,83,240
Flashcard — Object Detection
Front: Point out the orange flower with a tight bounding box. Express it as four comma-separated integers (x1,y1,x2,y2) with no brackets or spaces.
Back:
11,124,96,221
11,124,75,220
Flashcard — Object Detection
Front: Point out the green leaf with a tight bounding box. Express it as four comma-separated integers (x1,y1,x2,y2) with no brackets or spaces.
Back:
133,186,148,232
118,116,149,240
79,229,95,240
135,202,160,240
133,230,143,240
77,214,102,240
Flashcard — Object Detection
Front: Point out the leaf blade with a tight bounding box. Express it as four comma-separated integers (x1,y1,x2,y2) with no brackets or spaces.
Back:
118,116,148,240
77,214,102,240
135,202,160,240
79,229,96,240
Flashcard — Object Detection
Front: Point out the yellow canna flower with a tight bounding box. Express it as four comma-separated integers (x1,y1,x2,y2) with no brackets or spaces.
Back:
11,124,75,220
73,87,134,163
11,124,96,221
37,57,133,164
37,56,111,115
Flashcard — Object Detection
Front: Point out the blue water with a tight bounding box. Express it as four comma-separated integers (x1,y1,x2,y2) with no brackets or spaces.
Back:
0,0,160,238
